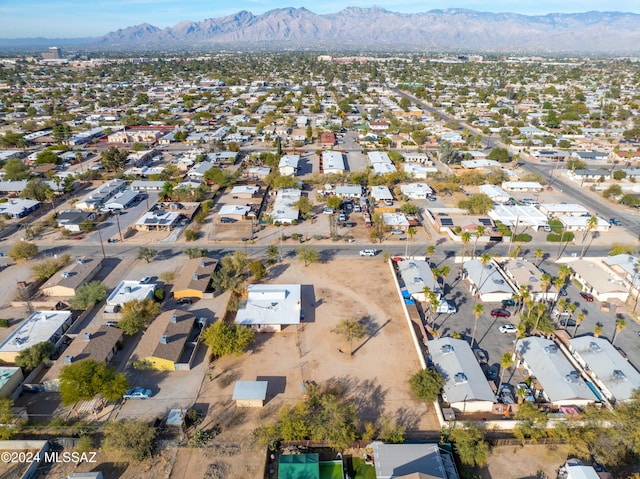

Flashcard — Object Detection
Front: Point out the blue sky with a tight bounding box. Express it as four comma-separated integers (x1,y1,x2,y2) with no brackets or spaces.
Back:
1,0,639,38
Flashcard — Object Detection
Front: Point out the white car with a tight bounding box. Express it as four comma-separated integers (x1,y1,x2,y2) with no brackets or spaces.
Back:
359,249,376,256
499,324,518,334
323,208,334,215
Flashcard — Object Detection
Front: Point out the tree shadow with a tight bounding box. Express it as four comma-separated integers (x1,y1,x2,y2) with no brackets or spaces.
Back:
268,262,289,279
351,318,391,356
325,376,388,425
395,406,421,430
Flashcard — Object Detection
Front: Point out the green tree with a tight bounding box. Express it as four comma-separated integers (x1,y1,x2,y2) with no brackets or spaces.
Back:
487,147,509,163
203,167,232,187
15,341,55,370
210,251,248,292
409,368,445,403
20,179,52,202
136,247,158,263
201,321,254,357
514,401,548,443
458,194,493,215
249,260,267,280
3,158,30,181
31,255,69,281
34,149,60,165
400,202,419,215
100,146,128,171
293,196,313,220
184,247,208,259
310,392,357,450
448,423,490,467
71,281,108,310
326,195,342,210
59,359,129,406
103,420,155,461
331,318,367,355
9,242,38,260
471,303,484,347
438,141,458,164
118,298,160,335
266,245,279,264
534,248,544,266
296,246,319,266
609,243,636,256
613,318,627,345
497,352,514,392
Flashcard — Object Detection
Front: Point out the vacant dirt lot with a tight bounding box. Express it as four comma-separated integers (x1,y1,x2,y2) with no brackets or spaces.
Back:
480,444,575,479
173,258,436,479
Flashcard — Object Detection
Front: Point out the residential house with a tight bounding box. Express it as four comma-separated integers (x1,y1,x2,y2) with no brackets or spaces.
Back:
230,185,260,199
320,131,335,146
538,204,589,217
428,338,496,413
271,188,301,225
479,184,511,204
104,190,139,210
558,216,610,232
567,259,628,302
397,259,441,302
371,185,394,202
186,161,215,180
0,199,39,219
567,169,612,182
501,181,544,192
134,210,181,231
334,184,363,198
402,163,437,179
41,258,102,297
371,442,459,479
488,204,549,230
368,151,396,175
55,210,96,232
75,179,126,211
400,183,433,200
321,151,346,174
462,258,517,302
106,280,156,308
173,258,218,300
502,259,558,302
278,155,300,177
515,337,598,407
235,284,302,332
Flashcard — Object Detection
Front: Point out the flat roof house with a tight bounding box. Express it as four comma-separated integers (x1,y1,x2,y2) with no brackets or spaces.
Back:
568,336,640,405
272,188,301,225
321,151,346,174
0,311,73,364
106,280,156,308
401,183,433,200
232,380,268,408
559,216,610,232
41,258,102,297
403,163,437,179
55,210,96,232
75,179,126,211
334,184,363,198
134,210,181,231
230,185,260,199
235,284,302,332
501,181,543,192
538,203,589,217
502,259,558,302
173,258,218,300
371,442,459,479
398,260,441,302
488,204,549,230
478,184,511,204
567,259,628,302
371,185,394,202
278,155,300,177
462,258,517,302
382,212,410,230
428,338,496,413
0,199,39,219
515,337,598,407
104,189,139,210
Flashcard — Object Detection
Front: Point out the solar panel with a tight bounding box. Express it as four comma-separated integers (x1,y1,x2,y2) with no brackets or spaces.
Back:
440,218,454,226
479,218,492,226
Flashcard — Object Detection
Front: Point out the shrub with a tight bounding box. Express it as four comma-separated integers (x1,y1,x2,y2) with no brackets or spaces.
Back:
0,319,9,328
184,229,199,241
513,233,532,242
546,232,575,242
154,288,165,301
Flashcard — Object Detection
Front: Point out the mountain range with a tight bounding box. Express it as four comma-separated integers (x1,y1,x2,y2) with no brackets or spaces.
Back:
4,7,640,54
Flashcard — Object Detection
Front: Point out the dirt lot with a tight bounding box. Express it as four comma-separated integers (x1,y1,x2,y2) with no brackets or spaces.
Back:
171,258,436,479
480,444,575,479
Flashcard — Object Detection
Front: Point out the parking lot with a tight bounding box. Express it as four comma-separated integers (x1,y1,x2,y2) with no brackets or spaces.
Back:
87,192,159,243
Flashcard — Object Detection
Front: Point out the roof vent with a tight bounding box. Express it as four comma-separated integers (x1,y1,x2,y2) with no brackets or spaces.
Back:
544,344,558,354
170,314,177,323
192,273,199,281
589,342,602,353
124,286,132,294
83,332,91,341
493,279,505,284
613,370,627,381
160,335,168,344
61,272,70,278
441,344,454,354
565,370,580,383
64,355,74,364
199,260,205,267
454,372,468,384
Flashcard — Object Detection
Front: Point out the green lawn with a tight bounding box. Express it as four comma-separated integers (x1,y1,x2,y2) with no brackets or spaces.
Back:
320,462,344,479
351,458,376,479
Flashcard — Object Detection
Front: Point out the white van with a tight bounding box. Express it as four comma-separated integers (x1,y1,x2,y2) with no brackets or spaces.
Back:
436,300,457,314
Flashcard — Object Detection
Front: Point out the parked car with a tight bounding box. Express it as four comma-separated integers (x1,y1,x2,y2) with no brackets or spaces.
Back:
560,318,577,327
391,229,404,235
499,324,518,333
323,207,334,215
553,307,570,318
559,287,568,296
353,205,362,212
500,385,515,404
580,292,595,302
139,276,152,284
427,195,437,202
609,218,622,226
123,388,152,399
220,217,235,223
501,298,516,307
359,249,377,256
338,214,347,222
543,225,552,232
105,321,119,328
491,308,511,318
436,300,457,314
176,297,193,305
384,199,393,206
473,348,488,364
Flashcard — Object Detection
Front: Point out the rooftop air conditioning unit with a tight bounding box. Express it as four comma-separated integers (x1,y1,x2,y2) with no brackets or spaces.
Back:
160,335,168,344
170,314,177,323
64,355,74,364
83,332,91,341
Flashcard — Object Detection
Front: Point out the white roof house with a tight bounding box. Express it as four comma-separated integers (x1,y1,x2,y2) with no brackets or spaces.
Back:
335,184,363,198
75,179,127,211
398,260,441,302
502,259,559,302
478,184,511,204
516,337,599,407
134,210,181,231
538,203,589,217
372,162,396,175
463,258,517,302
559,216,610,232
130,180,166,191
401,183,433,200
272,188,300,225
428,338,496,413
322,151,346,174
0,199,39,218
230,185,260,197
460,159,501,169
402,162,437,178
186,161,215,179
235,284,301,332
501,181,544,192
278,155,300,176
488,204,549,230
567,259,628,302
371,185,394,201
382,212,410,229
603,254,640,291
104,189,139,210
0,311,73,363
568,336,640,404
219,205,251,218
368,151,396,175
106,280,156,307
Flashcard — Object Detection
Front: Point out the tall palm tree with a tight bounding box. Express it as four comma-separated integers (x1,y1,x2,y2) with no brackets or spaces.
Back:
613,318,627,345
471,303,484,347
534,248,544,266
497,352,514,392
472,225,485,259
439,265,451,296
573,312,585,337
460,231,472,273
426,245,436,265
594,323,603,338
580,216,598,258
533,303,547,334
509,244,522,259
558,265,572,286
476,253,492,297
407,227,417,241
540,273,552,299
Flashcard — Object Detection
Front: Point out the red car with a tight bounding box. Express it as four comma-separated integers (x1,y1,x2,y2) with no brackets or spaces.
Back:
580,292,594,302
491,308,511,318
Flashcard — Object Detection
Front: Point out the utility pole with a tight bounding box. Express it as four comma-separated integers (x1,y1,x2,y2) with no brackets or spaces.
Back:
97,229,106,259
115,211,123,242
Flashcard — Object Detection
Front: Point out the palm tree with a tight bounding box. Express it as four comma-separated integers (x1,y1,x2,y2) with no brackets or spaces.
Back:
580,216,598,258
407,227,417,241
540,273,552,298
612,318,627,345
533,303,547,334
534,248,544,266
472,225,485,259
439,265,451,296
509,244,522,259
573,312,585,337
476,253,492,297
497,352,514,392
471,303,484,347
460,231,472,272
426,245,436,265
557,265,572,286
594,323,603,338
